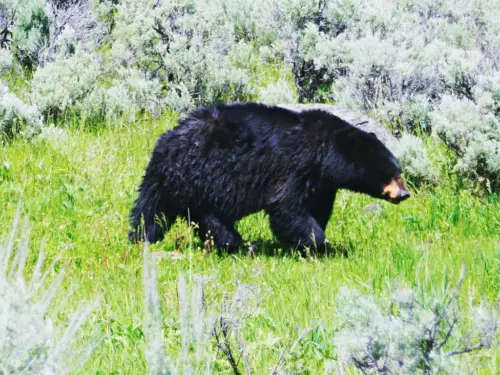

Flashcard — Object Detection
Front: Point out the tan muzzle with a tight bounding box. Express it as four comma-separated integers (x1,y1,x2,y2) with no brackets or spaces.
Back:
382,177,410,203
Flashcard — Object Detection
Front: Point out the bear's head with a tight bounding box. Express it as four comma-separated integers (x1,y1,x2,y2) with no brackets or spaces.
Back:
332,129,410,204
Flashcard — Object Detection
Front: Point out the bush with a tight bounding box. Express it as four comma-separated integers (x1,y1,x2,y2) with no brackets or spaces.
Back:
8,0,50,68
258,78,297,105
281,0,500,107
0,48,13,73
108,0,254,113
0,206,99,374
429,95,500,189
3,0,500,187
30,49,102,118
267,0,500,187
0,80,42,139
388,133,437,185
142,246,217,374
333,270,499,374
1,0,102,68
27,0,258,120
102,67,163,122
142,244,266,375
40,0,104,64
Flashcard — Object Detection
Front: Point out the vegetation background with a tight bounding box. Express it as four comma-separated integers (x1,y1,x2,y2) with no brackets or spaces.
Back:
0,0,499,374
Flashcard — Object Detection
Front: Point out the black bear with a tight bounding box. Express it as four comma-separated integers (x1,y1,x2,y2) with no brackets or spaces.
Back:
129,102,410,251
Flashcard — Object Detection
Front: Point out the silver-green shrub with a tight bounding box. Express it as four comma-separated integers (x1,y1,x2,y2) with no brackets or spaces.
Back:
28,0,257,119
143,246,216,375
30,48,102,118
0,206,98,374
102,67,163,122
333,275,499,374
0,0,102,67
142,245,265,375
42,0,103,62
0,48,13,73
107,0,253,113
6,0,50,68
282,0,500,108
258,78,297,105
0,81,42,139
388,133,437,185
429,94,500,187
272,0,500,186
4,0,500,185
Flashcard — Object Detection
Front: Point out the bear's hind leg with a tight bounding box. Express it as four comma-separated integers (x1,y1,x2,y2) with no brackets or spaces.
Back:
129,178,177,244
196,215,243,253
268,206,327,251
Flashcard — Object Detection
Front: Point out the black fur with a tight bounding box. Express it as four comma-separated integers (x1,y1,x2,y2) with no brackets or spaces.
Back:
130,102,406,251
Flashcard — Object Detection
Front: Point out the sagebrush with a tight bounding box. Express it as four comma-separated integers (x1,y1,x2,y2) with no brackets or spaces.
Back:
2,0,499,186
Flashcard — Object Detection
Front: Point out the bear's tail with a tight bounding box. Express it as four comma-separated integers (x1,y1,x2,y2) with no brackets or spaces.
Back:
129,179,171,244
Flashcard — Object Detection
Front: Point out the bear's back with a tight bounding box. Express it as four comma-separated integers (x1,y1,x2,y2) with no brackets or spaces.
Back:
186,103,354,149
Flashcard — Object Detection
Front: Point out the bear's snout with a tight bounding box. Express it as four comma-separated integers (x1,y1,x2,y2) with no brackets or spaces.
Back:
382,177,410,204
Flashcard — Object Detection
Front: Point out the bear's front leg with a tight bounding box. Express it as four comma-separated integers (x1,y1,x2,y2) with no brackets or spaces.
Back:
196,214,243,253
268,205,327,251
307,190,337,231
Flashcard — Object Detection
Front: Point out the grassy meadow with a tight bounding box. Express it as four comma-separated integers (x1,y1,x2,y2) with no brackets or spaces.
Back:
1,113,499,374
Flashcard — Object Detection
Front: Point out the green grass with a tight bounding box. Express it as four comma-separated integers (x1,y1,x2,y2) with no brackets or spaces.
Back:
0,114,499,374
